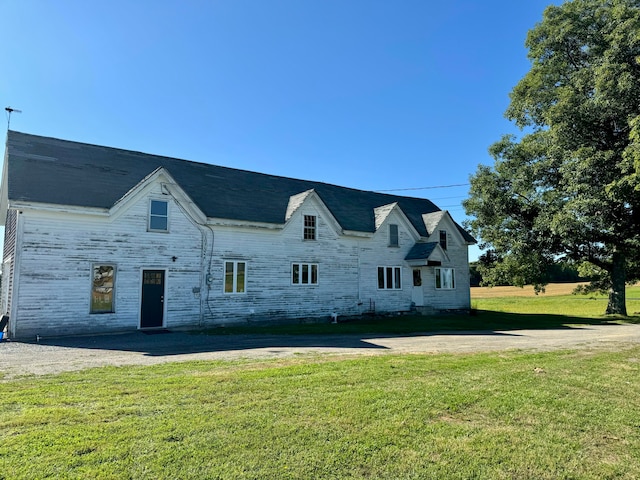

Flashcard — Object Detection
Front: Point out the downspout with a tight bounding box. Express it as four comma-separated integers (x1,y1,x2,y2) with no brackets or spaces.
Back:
357,240,362,314
161,183,214,328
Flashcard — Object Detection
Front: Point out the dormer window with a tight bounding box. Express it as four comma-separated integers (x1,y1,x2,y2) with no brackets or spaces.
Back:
389,224,399,247
439,230,447,250
149,200,169,232
303,215,316,240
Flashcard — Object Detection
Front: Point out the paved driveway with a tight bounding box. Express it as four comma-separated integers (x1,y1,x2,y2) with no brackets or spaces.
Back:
2,323,640,378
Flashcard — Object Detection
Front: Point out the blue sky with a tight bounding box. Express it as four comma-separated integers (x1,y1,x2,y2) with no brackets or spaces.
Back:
1,1,563,260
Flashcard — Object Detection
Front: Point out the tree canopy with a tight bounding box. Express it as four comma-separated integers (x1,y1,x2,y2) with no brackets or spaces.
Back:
463,0,640,315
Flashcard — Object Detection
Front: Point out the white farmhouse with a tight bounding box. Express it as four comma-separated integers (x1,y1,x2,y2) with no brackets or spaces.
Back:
0,131,475,340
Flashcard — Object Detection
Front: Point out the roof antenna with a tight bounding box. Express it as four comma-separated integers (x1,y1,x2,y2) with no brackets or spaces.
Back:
5,106,22,130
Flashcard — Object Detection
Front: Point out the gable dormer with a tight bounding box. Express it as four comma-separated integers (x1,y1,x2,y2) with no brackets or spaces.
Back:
110,167,206,226
422,210,475,248
373,202,420,247
284,189,342,238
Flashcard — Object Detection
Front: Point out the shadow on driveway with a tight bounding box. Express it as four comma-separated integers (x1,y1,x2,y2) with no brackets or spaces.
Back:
29,329,523,357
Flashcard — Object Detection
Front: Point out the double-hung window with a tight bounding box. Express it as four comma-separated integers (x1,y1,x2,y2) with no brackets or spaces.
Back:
149,200,169,232
91,264,115,313
303,215,316,240
439,230,447,250
389,224,399,247
378,266,402,290
224,261,247,294
292,263,318,285
435,268,455,289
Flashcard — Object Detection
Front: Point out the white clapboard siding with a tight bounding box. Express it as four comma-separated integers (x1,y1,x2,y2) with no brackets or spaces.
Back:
11,184,203,338
8,182,472,339
421,216,472,310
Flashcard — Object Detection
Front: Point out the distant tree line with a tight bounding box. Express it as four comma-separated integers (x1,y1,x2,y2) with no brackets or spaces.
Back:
469,250,589,287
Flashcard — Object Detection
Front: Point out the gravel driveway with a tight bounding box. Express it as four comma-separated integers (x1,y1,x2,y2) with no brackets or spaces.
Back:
2,323,640,378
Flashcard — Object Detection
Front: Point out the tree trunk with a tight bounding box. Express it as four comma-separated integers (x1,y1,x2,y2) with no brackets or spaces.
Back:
605,251,627,316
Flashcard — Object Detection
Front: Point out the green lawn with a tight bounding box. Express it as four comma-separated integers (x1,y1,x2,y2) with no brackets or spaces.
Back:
197,285,640,336
2,350,640,479
474,285,640,318
3,287,640,479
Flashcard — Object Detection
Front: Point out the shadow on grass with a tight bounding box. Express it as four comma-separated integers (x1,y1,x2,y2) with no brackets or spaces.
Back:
22,310,640,357
196,309,640,336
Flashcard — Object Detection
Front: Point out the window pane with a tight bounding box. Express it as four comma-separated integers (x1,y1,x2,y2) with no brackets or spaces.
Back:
394,267,401,289
442,268,454,289
149,215,168,231
386,267,393,289
378,267,385,289
435,268,455,289
302,264,309,284
311,264,318,284
150,200,168,231
151,200,168,215
439,230,447,250
304,215,316,240
91,265,114,313
292,264,299,284
236,262,246,293
224,262,234,293
389,224,399,246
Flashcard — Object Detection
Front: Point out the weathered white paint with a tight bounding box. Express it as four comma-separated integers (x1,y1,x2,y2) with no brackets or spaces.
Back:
8,180,203,339
420,213,472,310
3,176,473,339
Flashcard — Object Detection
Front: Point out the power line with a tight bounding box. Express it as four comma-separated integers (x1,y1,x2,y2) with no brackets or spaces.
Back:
427,194,467,201
376,183,469,192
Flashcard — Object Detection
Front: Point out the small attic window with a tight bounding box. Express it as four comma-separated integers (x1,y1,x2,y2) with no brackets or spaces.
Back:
303,215,316,240
439,230,447,250
389,224,399,247
149,200,169,232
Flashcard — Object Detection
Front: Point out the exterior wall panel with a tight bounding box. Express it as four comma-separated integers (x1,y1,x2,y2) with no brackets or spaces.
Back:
12,185,203,339
7,186,472,339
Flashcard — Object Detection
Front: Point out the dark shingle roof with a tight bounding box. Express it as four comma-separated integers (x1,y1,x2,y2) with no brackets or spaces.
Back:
405,242,439,260
5,130,475,241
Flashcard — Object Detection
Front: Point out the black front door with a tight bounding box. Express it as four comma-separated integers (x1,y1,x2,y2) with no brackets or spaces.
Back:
141,270,165,328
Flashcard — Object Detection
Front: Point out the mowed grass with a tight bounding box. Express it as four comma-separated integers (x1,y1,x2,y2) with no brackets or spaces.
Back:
2,349,640,479
473,284,640,318
199,283,640,336
3,284,640,478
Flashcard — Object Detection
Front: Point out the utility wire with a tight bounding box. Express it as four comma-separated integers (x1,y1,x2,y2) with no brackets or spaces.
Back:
376,182,469,192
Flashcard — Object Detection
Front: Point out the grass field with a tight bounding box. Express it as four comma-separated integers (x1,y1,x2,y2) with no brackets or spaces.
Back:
472,283,640,318
2,350,640,479
471,282,591,298
2,284,640,478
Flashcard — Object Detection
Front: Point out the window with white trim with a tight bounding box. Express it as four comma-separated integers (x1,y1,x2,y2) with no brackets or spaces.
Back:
378,266,402,290
224,261,246,294
389,224,399,247
303,215,316,240
292,263,318,285
149,200,169,232
91,264,115,313
435,268,455,289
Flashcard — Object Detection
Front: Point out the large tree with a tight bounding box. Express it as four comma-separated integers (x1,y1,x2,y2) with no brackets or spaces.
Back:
463,0,640,315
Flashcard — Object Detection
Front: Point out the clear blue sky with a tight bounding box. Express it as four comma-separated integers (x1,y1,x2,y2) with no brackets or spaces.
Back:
1,1,564,260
